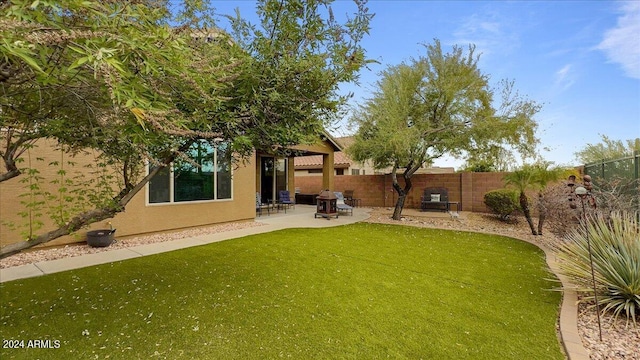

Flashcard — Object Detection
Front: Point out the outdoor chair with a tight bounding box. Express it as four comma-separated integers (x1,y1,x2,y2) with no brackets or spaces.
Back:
420,187,449,212
278,190,295,213
344,189,361,207
256,192,271,216
334,191,353,216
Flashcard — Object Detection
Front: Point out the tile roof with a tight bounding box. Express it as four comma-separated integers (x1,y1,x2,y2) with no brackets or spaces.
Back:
294,151,351,169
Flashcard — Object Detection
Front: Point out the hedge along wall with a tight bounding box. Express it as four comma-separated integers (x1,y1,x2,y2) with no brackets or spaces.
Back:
294,172,509,213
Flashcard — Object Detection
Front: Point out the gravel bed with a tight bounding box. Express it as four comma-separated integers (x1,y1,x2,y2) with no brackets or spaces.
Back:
0,221,264,269
1,208,638,358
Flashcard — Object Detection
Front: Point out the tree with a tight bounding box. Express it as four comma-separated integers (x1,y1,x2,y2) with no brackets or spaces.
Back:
503,163,567,236
0,0,373,257
575,134,640,164
225,0,373,155
503,165,539,235
462,146,517,172
1,0,248,257
348,40,539,220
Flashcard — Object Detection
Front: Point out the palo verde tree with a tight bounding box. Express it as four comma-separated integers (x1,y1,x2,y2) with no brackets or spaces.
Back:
225,0,373,155
349,40,539,220
0,0,373,257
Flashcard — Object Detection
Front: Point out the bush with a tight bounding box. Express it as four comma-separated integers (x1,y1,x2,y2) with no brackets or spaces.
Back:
484,189,519,221
540,177,639,237
554,211,640,326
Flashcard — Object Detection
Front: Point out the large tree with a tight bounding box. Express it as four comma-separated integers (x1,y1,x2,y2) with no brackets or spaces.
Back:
348,40,539,220
0,0,373,257
1,0,247,257
225,0,373,155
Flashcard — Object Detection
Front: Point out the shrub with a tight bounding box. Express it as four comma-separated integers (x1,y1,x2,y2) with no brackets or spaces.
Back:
540,177,639,237
483,189,519,221
554,211,640,326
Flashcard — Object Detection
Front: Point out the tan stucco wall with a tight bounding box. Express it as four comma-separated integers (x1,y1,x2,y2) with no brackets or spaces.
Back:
0,140,256,248
289,140,336,155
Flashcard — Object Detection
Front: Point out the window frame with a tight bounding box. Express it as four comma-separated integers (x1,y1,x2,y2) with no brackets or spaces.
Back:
146,142,233,206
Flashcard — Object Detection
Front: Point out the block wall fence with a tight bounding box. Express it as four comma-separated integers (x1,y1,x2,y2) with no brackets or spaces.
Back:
294,172,510,213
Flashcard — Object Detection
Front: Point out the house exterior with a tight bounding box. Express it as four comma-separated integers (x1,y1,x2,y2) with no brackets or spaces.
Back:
0,135,340,249
294,136,386,177
294,136,455,177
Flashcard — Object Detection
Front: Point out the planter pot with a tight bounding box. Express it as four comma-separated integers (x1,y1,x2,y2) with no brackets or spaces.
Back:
86,229,116,247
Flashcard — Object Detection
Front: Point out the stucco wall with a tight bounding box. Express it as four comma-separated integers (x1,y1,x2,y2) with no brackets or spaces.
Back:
0,140,256,248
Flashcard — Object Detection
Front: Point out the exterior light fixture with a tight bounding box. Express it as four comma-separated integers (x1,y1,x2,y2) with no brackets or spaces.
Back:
568,176,602,341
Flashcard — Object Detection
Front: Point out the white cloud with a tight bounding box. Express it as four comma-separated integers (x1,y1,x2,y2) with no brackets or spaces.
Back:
450,11,520,59
597,1,640,79
554,64,575,90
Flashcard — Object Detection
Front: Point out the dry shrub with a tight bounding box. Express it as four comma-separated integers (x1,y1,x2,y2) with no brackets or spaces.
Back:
540,177,640,237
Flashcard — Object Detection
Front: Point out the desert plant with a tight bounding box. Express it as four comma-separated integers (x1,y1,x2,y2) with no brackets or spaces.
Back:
484,189,519,220
540,177,640,237
554,211,640,326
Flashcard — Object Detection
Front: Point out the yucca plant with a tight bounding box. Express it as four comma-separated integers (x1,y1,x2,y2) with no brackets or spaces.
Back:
554,211,640,326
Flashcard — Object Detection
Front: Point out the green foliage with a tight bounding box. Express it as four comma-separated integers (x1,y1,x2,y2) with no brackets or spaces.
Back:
226,0,373,154
462,138,520,172
503,162,568,235
1,0,373,251
555,212,640,326
3,150,119,240
0,224,563,359
348,39,540,219
575,134,640,164
483,189,519,220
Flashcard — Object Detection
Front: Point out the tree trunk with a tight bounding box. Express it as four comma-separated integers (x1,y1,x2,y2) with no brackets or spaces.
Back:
0,151,186,258
391,168,413,220
519,192,537,235
1,148,22,182
536,192,545,235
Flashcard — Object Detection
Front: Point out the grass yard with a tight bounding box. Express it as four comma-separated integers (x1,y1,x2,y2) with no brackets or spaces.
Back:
0,223,563,359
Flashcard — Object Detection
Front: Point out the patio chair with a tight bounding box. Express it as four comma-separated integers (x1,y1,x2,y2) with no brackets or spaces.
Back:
334,191,353,216
256,192,271,216
278,190,295,213
344,189,361,207
420,187,449,212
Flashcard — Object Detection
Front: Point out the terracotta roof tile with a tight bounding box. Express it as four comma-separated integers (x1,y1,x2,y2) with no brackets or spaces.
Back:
294,152,351,169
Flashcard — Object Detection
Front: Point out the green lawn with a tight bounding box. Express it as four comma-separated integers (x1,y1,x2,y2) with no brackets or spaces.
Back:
0,223,563,359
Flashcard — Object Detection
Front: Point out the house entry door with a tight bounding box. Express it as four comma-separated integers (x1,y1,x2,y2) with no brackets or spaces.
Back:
260,157,287,205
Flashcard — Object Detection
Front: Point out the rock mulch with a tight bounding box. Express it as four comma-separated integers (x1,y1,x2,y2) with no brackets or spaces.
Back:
1,208,638,359
0,221,264,269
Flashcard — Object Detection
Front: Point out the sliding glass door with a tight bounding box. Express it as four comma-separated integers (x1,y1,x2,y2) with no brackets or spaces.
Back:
260,157,287,205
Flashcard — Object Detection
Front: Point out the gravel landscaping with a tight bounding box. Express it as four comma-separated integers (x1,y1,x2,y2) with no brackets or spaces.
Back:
1,208,637,359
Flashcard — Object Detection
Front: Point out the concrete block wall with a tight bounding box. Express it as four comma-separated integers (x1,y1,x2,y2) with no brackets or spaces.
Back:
293,172,509,213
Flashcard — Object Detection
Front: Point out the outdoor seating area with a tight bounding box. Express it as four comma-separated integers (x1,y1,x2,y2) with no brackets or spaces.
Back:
343,190,361,207
420,187,449,212
334,191,353,216
256,192,272,216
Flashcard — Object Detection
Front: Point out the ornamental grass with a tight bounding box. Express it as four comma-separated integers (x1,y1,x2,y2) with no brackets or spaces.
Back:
554,211,640,326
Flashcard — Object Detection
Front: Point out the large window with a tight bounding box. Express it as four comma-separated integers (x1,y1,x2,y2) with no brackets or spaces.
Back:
148,141,232,204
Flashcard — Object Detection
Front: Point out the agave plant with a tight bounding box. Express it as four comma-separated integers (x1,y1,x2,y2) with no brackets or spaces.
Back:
554,211,640,326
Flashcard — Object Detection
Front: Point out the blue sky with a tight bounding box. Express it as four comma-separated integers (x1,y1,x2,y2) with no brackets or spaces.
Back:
213,1,640,168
